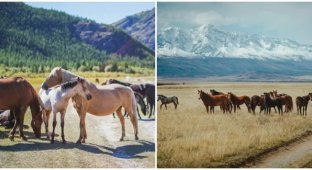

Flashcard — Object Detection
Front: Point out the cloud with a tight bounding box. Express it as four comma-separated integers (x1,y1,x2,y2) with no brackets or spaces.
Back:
158,2,312,45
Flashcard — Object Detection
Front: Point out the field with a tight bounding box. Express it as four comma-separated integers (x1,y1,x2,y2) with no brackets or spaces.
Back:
0,73,155,168
157,82,312,168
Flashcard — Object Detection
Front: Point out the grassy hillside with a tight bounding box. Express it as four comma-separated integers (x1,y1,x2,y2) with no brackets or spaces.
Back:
0,2,154,73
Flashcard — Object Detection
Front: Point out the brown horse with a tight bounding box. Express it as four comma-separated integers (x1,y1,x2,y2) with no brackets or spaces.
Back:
296,93,312,116
250,95,265,114
271,90,293,113
41,67,138,143
198,90,230,114
227,92,251,113
0,77,43,141
210,89,234,111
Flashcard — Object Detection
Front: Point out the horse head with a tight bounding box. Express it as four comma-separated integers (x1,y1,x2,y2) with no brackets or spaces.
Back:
77,77,92,100
309,93,312,101
42,67,63,90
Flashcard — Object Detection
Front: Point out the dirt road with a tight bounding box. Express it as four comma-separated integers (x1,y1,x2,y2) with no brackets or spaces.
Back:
0,103,155,168
242,131,312,168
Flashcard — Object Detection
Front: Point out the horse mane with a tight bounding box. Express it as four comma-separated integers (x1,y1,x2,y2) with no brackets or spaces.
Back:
110,79,132,86
61,68,80,82
61,80,78,91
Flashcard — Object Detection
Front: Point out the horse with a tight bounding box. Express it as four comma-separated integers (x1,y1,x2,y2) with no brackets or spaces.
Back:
198,90,230,114
250,95,265,114
0,77,43,141
210,89,233,111
263,92,283,115
271,90,293,113
295,93,312,116
227,92,251,113
112,92,146,120
41,67,138,143
105,79,155,118
157,94,179,110
39,77,92,143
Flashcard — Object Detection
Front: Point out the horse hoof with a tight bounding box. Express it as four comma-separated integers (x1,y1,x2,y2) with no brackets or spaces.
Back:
21,137,27,141
76,140,82,144
9,135,14,141
62,140,66,144
135,136,139,140
120,138,124,141
81,140,85,143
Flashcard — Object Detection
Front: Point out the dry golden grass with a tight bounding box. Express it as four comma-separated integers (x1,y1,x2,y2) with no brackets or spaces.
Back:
157,82,312,168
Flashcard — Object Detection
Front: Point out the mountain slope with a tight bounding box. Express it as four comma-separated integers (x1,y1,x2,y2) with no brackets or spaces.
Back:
0,2,154,72
113,9,155,51
158,24,312,60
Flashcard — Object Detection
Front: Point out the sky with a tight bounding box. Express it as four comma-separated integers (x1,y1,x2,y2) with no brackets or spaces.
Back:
158,2,312,45
26,2,154,24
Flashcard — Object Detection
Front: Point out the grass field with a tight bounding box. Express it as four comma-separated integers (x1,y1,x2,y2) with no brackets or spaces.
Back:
157,82,312,168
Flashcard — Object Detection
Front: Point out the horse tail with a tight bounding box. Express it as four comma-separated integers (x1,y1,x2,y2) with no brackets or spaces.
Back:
289,96,293,112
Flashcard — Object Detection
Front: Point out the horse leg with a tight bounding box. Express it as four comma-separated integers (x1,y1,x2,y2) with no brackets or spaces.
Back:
116,107,125,141
44,110,51,139
112,112,116,118
125,106,139,140
60,110,66,144
160,103,163,110
51,111,57,144
18,106,28,141
9,108,20,141
148,102,153,118
165,104,167,110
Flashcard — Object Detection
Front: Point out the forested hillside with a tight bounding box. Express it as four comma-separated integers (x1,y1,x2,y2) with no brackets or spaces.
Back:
0,2,154,73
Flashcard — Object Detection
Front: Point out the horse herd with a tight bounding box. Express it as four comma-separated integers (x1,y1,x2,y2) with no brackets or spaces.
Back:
0,67,155,144
158,89,312,116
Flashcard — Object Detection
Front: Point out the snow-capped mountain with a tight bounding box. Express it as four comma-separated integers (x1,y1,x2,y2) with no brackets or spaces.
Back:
158,24,312,60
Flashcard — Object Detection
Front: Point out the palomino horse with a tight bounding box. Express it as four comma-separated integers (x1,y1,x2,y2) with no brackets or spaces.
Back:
295,93,312,116
0,77,43,141
198,90,230,114
271,90,293,113
250,95,265,114
263,92,283,115
39,77,92,143
41,67,138,143
227,92,251,113
157,94,179,110
104,79,155,118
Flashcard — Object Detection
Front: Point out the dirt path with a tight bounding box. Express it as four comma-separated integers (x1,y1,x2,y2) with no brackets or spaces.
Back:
0,103,155,168
242,132,312,168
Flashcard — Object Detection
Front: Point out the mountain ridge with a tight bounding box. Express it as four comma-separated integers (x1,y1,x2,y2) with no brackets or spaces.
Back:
113,8,155,51
158,24,312,61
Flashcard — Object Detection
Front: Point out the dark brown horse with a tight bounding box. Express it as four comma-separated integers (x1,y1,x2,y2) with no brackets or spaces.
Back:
250,95,265,114
271,90,293,113
0,77,43,141
296,93,312,116
198,90,230,114
263,92,283,115
227,92,251,113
